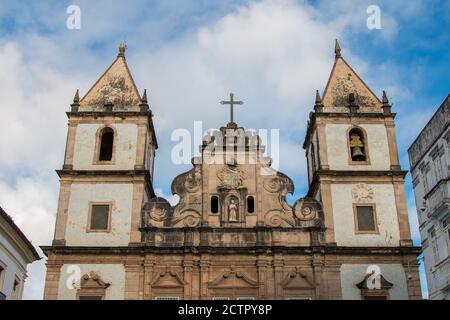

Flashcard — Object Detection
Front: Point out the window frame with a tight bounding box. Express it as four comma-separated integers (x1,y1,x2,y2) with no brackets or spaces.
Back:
0,260,6,293
86,202,113,233
347,126,371,165
353,203,379,234
93,126,117,165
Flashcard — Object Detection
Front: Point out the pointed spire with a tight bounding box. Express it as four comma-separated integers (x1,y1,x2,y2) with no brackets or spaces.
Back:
70,89,80,112
118,41,126,58
141,89,148,103
73,89,80,104
314,90,324,112
139,89,149,112
334,39,341,59
382,90,392,115
382,90,389,105
315,90,322,104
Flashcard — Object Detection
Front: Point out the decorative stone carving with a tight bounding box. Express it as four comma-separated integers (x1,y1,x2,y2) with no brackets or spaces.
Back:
228,198,238,222
86,74,140,109
218,165,245,188
352,183,374,203
142,197,171,226
265,209,295,227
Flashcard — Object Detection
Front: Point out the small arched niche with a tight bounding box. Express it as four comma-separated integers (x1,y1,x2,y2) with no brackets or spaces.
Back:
348,127,367,162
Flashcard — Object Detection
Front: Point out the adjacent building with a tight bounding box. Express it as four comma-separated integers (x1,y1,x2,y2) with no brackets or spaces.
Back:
42,41,421,300
0,207,40,300
409,95,450,300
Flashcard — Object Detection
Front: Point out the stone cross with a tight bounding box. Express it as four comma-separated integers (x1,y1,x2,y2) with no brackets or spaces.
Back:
220,93,243,124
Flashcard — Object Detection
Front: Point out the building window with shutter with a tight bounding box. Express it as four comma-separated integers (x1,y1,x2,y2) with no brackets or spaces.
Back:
353,204,378,234
87,203,112,232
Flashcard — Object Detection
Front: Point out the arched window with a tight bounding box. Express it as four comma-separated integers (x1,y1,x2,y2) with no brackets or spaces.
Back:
247,196,255,213
349,128,366,162
211,196,219,213
99,127,114,161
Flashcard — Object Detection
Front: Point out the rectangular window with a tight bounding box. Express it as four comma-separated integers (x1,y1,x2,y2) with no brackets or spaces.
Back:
89,204,110,231
355,205,377,232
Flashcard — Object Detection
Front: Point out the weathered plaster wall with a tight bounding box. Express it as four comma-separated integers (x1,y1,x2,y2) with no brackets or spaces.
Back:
65,183,133,246
331,184,400,246
326,124,390,170
57,264,125,300
0,233,27,299
340,263,408,300
72,123,137,170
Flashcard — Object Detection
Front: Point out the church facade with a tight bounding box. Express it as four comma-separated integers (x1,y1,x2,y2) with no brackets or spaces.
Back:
42,41,422,300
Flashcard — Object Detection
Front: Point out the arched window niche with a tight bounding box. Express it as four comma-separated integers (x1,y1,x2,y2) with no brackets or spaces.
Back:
348,127,369,163
94,126,116,164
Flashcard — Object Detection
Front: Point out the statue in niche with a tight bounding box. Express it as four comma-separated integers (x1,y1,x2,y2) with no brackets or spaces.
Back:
228,199,238,222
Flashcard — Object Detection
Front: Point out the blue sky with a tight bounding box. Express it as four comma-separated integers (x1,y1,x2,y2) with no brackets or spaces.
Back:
0,0,448,299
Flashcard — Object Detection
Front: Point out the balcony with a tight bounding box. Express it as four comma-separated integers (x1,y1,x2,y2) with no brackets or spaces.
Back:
425,179,450,217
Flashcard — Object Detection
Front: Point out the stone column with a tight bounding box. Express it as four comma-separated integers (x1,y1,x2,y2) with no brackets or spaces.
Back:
53,180,72,245
273,255,284,299
199,256,210,299
43,260,63,300
143,260,155,300
183,255,194,299
124,261,142,300
63,122,77,170
257,256,268,299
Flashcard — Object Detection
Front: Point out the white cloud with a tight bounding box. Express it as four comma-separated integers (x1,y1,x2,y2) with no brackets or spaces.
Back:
0,178,57,300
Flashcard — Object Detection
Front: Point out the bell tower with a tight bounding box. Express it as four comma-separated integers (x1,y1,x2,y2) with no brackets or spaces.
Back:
303,40,412,247
44,44,158,299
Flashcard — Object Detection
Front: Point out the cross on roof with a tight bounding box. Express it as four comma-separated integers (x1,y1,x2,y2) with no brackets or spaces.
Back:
220,93,243,126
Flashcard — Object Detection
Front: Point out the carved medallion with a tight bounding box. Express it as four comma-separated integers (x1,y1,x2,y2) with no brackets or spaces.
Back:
218,166,245,188
352,183,374,203
150,207,168,222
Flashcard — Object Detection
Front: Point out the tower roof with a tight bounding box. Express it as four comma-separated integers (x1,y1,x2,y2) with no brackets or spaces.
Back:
79,43,141,111
321,40,382,112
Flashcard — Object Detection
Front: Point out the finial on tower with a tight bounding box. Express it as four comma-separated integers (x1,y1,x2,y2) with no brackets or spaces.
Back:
73,89,80,104
334,39,341,59
382,90,389,105
141,89,148,103
382,90,392,115
118,41,126,58
139,89,149,112
71,89,80,112
314,90,324,112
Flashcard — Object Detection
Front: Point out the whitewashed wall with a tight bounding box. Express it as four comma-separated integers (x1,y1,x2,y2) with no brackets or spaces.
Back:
325,124,390,170
72,123,137,170
0,232,27,299
65,183,133,246
331,184,400,246
57,264,125,300
340,264,408,300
